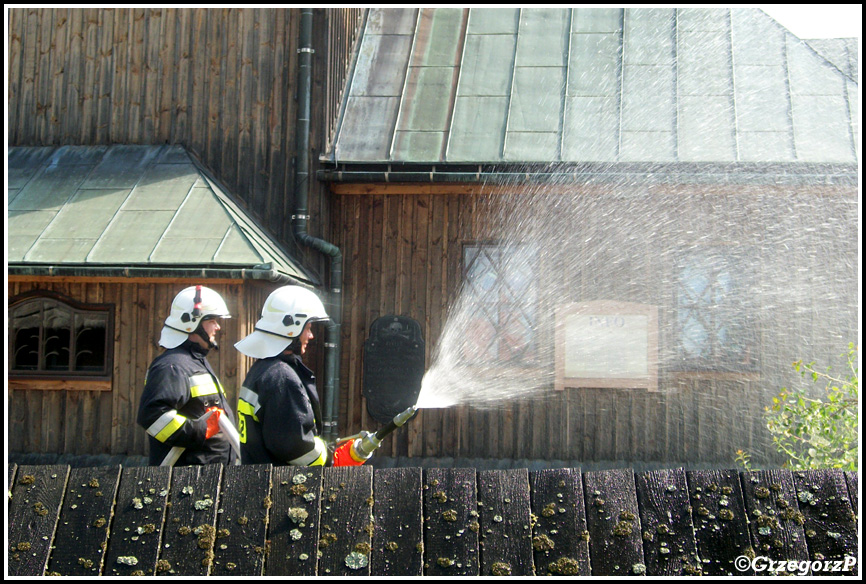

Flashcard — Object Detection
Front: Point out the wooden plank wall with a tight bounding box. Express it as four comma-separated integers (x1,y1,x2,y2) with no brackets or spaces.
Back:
7,464,858,576
331,186,859,466
7,279,271,459
7,7,364,255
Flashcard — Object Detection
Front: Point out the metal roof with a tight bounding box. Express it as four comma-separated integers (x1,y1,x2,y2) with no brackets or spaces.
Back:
330,7,859,165
7,145,318,285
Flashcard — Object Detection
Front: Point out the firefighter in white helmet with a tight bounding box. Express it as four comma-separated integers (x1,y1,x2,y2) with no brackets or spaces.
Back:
234,285,331,466
137,285,239,466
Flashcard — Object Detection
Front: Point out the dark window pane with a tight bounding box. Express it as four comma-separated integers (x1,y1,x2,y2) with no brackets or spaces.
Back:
43,305,71,371
74,313,108,372
10,304,42,371
12,328,40,370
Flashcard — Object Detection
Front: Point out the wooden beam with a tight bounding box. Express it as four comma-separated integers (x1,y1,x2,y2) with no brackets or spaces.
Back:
327,181,854,197
8,378,112,391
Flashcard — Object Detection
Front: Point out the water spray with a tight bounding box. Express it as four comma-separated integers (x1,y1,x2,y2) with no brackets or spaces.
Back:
332,405,418,466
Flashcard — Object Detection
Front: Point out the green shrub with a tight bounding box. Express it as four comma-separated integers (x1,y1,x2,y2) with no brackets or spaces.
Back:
737,343,858,471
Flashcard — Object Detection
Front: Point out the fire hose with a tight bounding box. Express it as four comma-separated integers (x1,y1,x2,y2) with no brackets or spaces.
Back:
332,405,418,466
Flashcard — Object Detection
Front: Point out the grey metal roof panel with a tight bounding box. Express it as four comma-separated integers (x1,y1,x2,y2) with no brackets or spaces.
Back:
567,33,620,97
399,67,456,132
571,7,621,33
508,67,564,133
392,131,446,162
792,95,857,162
458,33,516,96
789,40,847,95
514,8,569,67
624,8,675,65
79,145,162,189
366,6,417,35
8,147,56,189
447,96,509,161
678,96,737,161
466,8,519,35
804,38,858,80
562,96,619,162
331,7,858,165
503,131,560,162
7,145,317,285
336,96,401,160
8,164,92,212
410,8,464,68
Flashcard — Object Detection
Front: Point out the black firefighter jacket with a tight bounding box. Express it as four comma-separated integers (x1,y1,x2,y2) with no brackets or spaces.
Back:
237,352,326,466
137,340,237,466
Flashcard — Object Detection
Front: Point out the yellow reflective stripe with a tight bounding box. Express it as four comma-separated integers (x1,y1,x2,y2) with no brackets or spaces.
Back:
237,386,260,422
290,436,327,466
189,374,218,398
237,399,259,422
238,413,247,444
308,449,327,467
147,410,188,443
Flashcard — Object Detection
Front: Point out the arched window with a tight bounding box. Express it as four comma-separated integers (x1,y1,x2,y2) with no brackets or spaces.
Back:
9,291,114,379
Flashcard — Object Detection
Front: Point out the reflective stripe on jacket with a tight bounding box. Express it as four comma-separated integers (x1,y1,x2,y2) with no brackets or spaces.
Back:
238,352,325,466
137,340,237,466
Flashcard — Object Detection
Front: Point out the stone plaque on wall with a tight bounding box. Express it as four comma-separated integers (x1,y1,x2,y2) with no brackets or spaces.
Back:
555,301,658,391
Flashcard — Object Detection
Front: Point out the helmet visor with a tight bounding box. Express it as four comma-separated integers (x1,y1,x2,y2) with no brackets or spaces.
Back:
234,329,292,359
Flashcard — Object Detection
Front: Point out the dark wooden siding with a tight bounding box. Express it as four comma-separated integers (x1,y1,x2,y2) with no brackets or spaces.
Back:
6,6,362,458
330,184,858,466
7,7,363,258
7,279,274,458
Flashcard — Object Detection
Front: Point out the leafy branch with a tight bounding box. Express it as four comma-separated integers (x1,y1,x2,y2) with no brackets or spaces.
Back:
737,343,858,471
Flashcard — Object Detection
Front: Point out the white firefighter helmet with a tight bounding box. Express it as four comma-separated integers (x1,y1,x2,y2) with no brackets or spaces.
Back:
159,285,231,348
235,286,329,359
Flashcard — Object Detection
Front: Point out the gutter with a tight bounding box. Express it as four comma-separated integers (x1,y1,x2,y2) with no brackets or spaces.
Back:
317,162,859,187
294,8,343,442
6,264,304,283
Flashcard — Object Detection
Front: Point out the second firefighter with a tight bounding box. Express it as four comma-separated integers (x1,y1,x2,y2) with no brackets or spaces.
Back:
234,286,331,466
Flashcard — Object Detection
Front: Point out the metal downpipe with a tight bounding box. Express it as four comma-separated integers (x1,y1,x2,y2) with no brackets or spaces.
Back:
293,7,343,442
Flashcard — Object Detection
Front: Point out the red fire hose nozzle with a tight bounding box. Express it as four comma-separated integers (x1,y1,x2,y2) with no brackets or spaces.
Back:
332,405,418,466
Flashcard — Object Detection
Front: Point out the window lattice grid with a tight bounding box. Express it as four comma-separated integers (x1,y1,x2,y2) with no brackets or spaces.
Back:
676,248,758,371
462,243,538,364
9,294,112,377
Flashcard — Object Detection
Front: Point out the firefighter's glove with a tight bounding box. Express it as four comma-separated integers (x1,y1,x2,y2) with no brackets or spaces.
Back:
204,406,222,440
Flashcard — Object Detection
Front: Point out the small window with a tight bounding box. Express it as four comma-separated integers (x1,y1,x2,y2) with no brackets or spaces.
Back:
676,247,758,372
461,242,538,365
9,291,114,379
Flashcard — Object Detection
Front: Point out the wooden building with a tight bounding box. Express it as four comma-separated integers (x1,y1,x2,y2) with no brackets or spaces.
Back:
6,8,859,468
320,8,859,467
7,8,363,458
